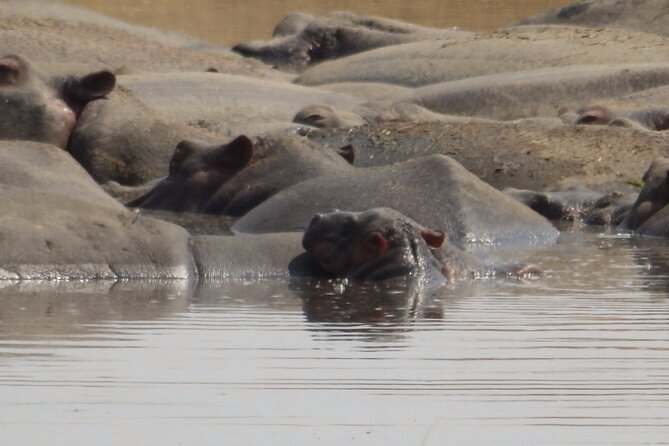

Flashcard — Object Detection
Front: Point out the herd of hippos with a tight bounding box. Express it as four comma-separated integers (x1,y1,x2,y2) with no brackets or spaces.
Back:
4,0,669,284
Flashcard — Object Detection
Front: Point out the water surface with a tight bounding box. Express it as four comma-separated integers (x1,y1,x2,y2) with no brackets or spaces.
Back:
2,228,669,445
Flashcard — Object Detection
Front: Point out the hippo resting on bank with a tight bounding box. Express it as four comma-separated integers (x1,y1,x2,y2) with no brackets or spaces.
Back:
0,54,115,149
232,154,559,247
295,26,669,88
301,208,540,283
0,140,193,280
232,11,463,71
518,0,669,38
127,133,354,216
619,157,669,237
1,0,276,77
405,64,669,121
69,71,362,186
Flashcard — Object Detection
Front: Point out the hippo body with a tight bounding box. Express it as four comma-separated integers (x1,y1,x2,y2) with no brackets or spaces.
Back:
1,0,277,77
0,140,193,280
117,72,363,136
129,133,355,216
233,11,461,71
619,157,669,234
68,88,221,186
407,64,669,121
232,154,558,247
519,0,669,38
0,54,115,149
296,26,669,88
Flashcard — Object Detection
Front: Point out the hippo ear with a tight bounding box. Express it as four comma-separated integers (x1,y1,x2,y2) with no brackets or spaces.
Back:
335,144,355,164
65,70,116,104
364,231,389,256
211,135,254,169
419,228,445,248
169,140,199,176
0,55,22,85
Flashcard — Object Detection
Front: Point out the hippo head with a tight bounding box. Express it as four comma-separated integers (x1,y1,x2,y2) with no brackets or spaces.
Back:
619,157,669,230
0,54,115,149
576,105,615,126
127,135,255,212
301,208,446,281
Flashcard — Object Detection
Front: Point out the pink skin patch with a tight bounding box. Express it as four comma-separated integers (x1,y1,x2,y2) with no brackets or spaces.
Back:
46,97,76,149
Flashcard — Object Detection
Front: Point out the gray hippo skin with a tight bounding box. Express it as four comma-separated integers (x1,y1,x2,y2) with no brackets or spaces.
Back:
232,154,559,247
519,0,669,38
128,133,354,216
117,72,363,136
1,0,278,78
295,26,669,88
233,11,456,71
68,87,222,186
619,157,669,233
0,54,115,149
0,140,193,280
407,64,669,120
576,105,669,131
191,232,315,279
301,208,481,283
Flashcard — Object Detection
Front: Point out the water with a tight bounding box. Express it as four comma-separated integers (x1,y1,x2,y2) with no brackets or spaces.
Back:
59,0,573,46
3,228,669,445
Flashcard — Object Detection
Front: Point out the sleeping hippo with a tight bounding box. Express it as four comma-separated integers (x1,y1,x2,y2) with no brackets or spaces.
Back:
301,208,539,283
0,54,115,149
232,11,456,71
576,105,669,131
128,132,355,216
233,154,559,247
518,0,669,38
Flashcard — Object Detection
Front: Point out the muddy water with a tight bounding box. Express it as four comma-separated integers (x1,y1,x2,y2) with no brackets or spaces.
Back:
60,0,572,46
2,228,669,445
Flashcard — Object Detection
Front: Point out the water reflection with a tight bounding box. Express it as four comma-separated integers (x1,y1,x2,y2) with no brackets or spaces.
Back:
2,231,669,445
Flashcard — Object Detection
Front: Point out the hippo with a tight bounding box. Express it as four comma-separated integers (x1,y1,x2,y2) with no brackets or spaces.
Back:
619,157,669,234
0,140,193,280
518,0,669,38
232,154,559,247
295,26,669,88
406,64,669,121
504,186,617,222
0,54,115,149
576,105,669,131
292,102,479,129
1,0,277,78
301,208,479,282
301,208,540,283
232,11,456,71
128,132,355,216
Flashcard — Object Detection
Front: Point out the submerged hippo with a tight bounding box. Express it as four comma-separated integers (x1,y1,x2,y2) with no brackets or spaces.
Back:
0,54,115,149
619,157,669,235
504,185,633,225
128,132,355,216
301,208,539,283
